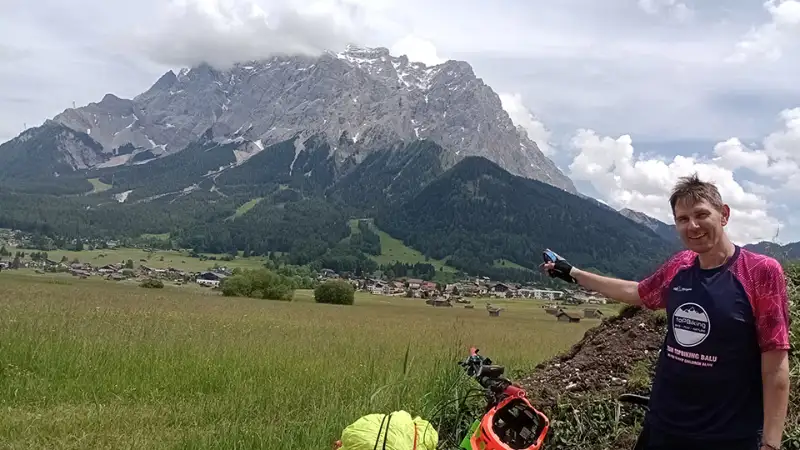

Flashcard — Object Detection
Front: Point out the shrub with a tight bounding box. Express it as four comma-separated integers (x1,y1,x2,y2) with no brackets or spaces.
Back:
783,263,799,448
140,278,164,289
220,268,294,301
314,280,355,305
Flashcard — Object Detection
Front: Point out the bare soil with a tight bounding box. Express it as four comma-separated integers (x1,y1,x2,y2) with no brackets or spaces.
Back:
519,305,667,411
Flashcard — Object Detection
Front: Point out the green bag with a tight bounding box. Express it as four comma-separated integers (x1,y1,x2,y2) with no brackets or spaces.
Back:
339,410,439,450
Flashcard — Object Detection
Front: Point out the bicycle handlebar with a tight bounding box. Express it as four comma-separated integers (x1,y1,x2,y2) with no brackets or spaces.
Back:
459,348,513,395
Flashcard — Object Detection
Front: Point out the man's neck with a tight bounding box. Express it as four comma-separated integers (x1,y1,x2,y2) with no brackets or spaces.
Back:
697,237,737,269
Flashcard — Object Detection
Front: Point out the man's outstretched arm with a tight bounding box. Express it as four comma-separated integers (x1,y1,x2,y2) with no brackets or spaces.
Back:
568,268,643,306
543,250,694,310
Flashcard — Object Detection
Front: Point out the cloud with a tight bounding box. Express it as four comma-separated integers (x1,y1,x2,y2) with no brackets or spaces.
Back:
498,93,554,156
566,116,795,244
729,0,800,62
390,35,445,66
0,44,31,62
637,0,693,22
711,108,800,185
130,0,371,68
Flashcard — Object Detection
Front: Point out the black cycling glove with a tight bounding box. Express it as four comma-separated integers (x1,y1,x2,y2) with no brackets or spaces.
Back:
543,249,577,284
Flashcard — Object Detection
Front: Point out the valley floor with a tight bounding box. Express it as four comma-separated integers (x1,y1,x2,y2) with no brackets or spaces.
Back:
6,246,269,274
0,271,617,449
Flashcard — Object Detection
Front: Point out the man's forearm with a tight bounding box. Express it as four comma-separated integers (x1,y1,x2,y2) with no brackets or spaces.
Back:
762,357,790,448
570,268,642,306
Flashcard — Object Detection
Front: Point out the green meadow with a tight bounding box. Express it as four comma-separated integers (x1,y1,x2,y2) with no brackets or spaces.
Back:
0,271,613,449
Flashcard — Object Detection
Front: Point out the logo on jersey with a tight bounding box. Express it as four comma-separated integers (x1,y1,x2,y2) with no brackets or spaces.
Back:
673,303,710,347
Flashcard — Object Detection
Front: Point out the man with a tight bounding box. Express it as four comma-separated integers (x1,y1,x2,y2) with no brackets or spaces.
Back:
542,174,790,450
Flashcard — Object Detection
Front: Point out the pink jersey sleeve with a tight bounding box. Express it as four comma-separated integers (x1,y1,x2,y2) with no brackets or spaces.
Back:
637,250,696,310
733,251,791,352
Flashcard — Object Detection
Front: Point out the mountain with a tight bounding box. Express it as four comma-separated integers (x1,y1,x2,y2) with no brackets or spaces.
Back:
744,241,800,261
327,139,448,211
619,208,679,244
0,45,685,281
375,157,677,280
1,45,575,194
0,121,105,194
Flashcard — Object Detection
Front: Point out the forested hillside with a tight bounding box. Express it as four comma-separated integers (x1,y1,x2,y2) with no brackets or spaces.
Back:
376,157,676,280
0,134,678,282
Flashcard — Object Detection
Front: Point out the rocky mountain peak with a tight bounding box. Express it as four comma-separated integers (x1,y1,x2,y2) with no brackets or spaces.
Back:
145,70,178,95
11,45,576,193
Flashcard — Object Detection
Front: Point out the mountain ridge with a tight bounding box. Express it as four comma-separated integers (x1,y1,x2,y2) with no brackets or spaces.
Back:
4,45,575,194
743,241,800,261
618,207,679,244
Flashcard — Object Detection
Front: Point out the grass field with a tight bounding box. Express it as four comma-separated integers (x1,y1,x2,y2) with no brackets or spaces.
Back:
11,247,267,273
0,271,613,449
231,198,263,219
348,220,460,280
87,178,112,194
493,259,532,271
140,233,171,241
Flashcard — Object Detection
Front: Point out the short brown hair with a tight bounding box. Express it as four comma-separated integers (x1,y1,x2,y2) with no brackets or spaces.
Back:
669,173,724,213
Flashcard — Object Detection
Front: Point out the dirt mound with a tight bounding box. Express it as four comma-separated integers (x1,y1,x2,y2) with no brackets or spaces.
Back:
518,306,667,411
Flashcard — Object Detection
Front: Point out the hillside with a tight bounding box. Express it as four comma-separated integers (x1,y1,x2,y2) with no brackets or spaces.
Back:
744,240,800,261
346,218,460,279
0,122,99,194
619,208,678,245
376,157,676,281
0,156,675,282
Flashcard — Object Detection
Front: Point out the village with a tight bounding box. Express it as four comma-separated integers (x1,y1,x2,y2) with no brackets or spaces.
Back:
0,231,613,323
322,269,612,322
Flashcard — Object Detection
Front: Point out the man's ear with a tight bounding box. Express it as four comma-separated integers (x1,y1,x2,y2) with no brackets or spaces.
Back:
721,204,731,226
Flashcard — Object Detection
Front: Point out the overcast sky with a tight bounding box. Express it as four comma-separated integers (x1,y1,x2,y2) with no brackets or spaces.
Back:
1,0,799,244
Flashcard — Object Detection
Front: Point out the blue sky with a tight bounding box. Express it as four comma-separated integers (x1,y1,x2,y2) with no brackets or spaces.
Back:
1,0,799,244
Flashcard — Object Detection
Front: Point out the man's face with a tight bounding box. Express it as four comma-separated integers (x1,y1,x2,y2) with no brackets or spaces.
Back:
672,197,730,253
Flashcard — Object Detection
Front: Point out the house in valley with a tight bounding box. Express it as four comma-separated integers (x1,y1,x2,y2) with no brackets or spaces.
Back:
196,271,227,287
556,311,582,323
583,308,604,319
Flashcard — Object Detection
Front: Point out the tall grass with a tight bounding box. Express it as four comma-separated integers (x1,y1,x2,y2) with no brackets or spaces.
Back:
0,273,596,449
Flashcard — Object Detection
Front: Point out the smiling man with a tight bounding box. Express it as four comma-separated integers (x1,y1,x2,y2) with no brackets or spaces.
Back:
542,173,791,450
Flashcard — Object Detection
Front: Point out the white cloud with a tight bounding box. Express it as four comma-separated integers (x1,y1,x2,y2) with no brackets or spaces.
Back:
390,35,445,66
729,0,800,62
567,123,791,245
499,93,554,156
130,0,370,68
711,108,800,185
2,0,799,145
637,0,693,22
